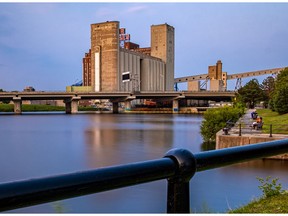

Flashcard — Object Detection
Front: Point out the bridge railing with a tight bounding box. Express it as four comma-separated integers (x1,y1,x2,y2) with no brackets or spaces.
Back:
1,139,288,213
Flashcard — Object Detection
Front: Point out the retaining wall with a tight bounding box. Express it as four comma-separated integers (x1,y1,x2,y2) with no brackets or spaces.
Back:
216,131,288,160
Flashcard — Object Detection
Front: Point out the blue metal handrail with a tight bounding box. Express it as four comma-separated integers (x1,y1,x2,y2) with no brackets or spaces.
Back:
1,139,288,213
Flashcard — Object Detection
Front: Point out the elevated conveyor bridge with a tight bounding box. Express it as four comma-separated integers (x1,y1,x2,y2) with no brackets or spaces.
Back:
174,66,286,91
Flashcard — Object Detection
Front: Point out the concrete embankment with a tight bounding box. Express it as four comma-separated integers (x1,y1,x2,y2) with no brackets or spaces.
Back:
216,109,288,160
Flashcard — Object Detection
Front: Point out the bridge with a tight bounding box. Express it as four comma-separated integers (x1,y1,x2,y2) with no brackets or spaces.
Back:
174,63,286,91
3,62,285,115
0,91,235,114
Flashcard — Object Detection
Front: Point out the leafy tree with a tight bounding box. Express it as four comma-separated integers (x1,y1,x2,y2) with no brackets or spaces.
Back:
236,79,265,108
270,68,288,114
260,76,275,108
0,89,11,104
275,67,288,87
273,83,288,114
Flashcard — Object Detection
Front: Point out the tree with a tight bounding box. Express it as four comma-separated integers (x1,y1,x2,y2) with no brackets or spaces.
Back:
275,67,288,87
236,79,265,108
270,68,288,114
260,76,275,108
273,84,288,114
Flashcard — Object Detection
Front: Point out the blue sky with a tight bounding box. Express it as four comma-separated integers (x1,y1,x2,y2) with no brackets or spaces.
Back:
0,2,288,91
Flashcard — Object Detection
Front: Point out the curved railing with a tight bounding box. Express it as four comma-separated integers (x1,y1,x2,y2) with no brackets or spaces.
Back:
1,139,288,213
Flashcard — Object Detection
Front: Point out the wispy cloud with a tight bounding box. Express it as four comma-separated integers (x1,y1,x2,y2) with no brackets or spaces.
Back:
95,4,149,20
95,7,117,17
125,5,148,14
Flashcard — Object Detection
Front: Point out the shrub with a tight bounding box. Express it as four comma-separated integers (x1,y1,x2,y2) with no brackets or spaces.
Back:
257,176,284,198
200,106,244,142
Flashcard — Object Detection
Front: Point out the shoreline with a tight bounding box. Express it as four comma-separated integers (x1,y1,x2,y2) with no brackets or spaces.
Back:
216,109,288,160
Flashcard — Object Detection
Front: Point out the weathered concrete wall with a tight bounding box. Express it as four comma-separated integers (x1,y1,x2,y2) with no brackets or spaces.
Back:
216,131,288,159
216,134,250,149
151,24,174,91
91,21,119,92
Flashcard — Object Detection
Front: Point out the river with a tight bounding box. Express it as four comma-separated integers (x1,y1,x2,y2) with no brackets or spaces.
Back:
1,113,288,213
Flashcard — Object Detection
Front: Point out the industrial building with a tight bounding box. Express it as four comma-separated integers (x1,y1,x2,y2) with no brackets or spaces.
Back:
82,21,175,92
184,60,227,92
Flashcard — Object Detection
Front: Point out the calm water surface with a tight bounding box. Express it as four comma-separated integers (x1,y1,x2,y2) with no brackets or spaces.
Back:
1,113,288,213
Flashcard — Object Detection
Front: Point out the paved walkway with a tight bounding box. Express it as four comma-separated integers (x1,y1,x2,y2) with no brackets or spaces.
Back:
229,109,264,136
228,109,288,139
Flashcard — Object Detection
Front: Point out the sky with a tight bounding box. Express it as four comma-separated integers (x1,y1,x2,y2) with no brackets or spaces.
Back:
0,2,288,91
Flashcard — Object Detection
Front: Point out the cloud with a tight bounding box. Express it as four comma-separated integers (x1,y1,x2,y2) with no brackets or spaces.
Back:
95,4,149,21
125,5,148,14
1,3,288,91
95,7,117,18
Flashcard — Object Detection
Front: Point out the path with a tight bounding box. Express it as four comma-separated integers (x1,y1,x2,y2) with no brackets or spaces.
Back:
229,109,263,135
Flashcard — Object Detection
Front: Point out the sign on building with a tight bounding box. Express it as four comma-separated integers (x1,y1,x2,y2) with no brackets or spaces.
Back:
122,71,130,82
119,27,131,48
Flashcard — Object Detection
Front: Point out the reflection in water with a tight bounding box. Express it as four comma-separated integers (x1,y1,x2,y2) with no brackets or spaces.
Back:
84,114,175,167
1,113,288,213
201,141,216,151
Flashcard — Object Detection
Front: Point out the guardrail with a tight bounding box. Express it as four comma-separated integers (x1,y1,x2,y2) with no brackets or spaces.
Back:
223,121,288,137
1,139,288,213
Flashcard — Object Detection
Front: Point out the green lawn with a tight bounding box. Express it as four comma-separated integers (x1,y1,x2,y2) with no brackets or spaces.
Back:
0,104,102,112
230,192,288,213
256,109,288,134
0,104,65,112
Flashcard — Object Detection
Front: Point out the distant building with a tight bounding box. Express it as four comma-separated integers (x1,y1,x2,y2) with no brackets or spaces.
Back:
23,86,35,92
187,60,227,92
208,60,226,91
82,21,175,92
82,50,92,87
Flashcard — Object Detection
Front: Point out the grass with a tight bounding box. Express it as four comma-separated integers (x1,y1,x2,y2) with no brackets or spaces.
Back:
0,104,65,112
0,104,13,112
256,109,288,134
229,192,288,213
0,104,103,112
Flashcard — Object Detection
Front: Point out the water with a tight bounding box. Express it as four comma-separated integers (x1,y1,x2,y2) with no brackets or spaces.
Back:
1,113,288,213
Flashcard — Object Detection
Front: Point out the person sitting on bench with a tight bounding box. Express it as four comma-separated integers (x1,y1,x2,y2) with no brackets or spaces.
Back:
252,116,263,129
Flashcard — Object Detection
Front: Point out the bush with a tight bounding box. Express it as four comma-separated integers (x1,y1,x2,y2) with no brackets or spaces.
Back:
200,106,244,142
257,176,284,198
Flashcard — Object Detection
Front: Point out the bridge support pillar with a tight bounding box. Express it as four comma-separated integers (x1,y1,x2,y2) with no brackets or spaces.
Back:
13,97,22,114
112,102,119,114
64,97,81,114
172,99,179,114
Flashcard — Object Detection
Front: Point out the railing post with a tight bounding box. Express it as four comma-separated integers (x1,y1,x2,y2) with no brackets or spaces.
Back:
239,123,242,136
270,124,273,137
164,149,196,213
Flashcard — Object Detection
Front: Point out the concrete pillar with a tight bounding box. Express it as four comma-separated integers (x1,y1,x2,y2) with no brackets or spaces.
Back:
64,97,81,114
65,101,72,114
124,100,131,111
13,97,22,114
173,99,179,114
112,102,119,114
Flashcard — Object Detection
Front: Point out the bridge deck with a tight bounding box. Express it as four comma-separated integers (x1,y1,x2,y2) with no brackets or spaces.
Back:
0,91,235,102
